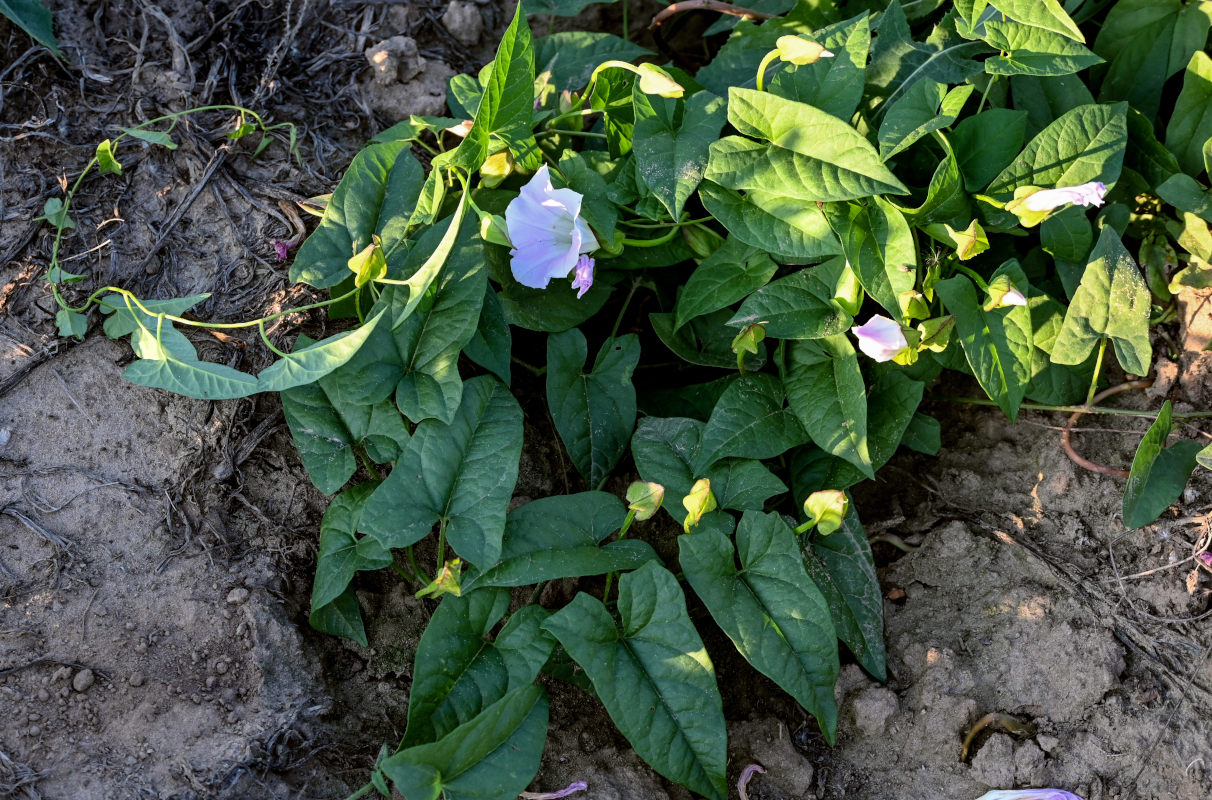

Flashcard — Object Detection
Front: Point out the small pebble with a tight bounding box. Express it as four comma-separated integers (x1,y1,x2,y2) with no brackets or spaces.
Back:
226,587,250,605
134,642,148,655
128,672,145,688
214,661,229,675
72,669,95,693
36,689,49,702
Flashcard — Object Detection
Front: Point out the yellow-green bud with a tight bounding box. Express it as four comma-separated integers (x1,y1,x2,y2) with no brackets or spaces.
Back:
776,35,835,65
636,63,684,98
415,558,463,599
347,237,387,287
682,478,717,533
802,490,848,536
626,481,665,521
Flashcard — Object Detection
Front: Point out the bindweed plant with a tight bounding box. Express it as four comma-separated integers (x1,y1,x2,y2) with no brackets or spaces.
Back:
44,0,1212,797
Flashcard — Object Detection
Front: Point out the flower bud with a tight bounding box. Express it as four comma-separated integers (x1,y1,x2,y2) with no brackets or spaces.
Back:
916,315,955,353
985,274,1028,309
898,290,930,321
626,481,665,521
479,213,512,248
683,224,725,259
415,558,463,599
731,323,766,371
945,220,989,261
682,478,717,533
832,262,864,316
776,35,835,65
347,237,386,287
636,63,684,98
802,490,848,536
480,149,514,188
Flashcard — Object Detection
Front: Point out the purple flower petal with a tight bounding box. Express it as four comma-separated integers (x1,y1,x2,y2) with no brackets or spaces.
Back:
571,255,594,298
853,315,909,362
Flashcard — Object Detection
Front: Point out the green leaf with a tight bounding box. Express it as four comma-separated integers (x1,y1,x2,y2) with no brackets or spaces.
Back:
727,260,853,340
46,265,85,284
256,311,385,393
463,286,512,385
403,591,554,747
711,88,908,200
1094,0,1212,119
867,2,987,110
122,335,259,400
1122,401,1204,528
488,246,611,332
360,376,523,568
901,412,941,455
696,15,815,95
39,197,73,230
1198,442,1212,471
311,483,392,613
1126,108,1182,188
802,507,886,680
526,0,614,16
768,11,870,121
680,512,839,743
784,336,871,477
935,263,1034,420
987,102,1128,200
1051,226,1152,377
120,127,177,149
280,383,358,494
675,238,778,329
650,309,767,371
541,561,727,800
983,19,1103,77
951,109,1028,191
1157,173,1212,223
388,209,487,424
826,198,917,318
698,181,841,261
1026,292,1098,405
534,32,649,91
1010,73,1095,136
447,3,538,172
695,373,806,472
464,493,656,591
0,0,61,55
634,91,727,219
1166,52,1212,177
95,139,122,175
878,79,973,160
308,588,367,647
382,686,548,800
631,417,786,518
988,0,1085,41
54,308,87,339
291,142,426,288
546,331,640,487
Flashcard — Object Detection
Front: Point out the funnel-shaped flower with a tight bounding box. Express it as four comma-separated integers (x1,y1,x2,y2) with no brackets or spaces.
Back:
974,791,1084,800
1019,181,1107,213
852,315,909,362
505,165,599,289
986,274,1028,309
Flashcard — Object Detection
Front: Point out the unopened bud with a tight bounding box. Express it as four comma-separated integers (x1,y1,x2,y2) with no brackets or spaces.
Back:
776,35,834,65
626,481,665,521
682,478,717,533
415,558,463,599
802,490,848,536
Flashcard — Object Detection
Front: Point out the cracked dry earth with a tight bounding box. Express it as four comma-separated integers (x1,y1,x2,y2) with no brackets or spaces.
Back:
2,1,1212,799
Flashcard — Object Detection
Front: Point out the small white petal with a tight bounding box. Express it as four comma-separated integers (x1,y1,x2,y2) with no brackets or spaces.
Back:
853,315,908,362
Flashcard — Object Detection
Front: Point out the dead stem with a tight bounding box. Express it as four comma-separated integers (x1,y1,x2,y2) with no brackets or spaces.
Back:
1061,379,1155,478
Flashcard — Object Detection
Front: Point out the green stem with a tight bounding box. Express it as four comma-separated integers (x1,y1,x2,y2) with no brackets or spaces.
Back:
1086,337,1108,407
975,71,999,115
435,519,448,576
258,320,289,358
618,215,712,230
535,129,609,141
342,782,375,800
755,49,780,92
407,546,432,586
511,356,547,377
622,0,630,41
609,278,641,341
952,263,989,291
72,284,358,329
620,226,681,248
943,396,1212,419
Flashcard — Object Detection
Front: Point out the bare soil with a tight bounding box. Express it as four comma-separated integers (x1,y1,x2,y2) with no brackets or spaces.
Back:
2,2,1210,799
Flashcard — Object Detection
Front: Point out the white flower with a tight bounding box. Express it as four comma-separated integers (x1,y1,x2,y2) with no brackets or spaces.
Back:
974,791,1084,800
1020,181,1107,213
1000,288,1028,306
505,165,598,289
852,315,909,362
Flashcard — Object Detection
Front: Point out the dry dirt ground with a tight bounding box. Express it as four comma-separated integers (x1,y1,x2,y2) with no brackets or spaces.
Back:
2,2,1211,799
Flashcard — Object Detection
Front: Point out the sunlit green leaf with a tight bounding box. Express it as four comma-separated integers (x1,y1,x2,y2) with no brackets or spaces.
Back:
1123,401,1204,528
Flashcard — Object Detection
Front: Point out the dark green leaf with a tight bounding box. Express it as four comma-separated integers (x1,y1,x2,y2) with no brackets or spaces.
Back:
541,561,727,800
878,80,973,160
680,512,839,743
0,0,61,55
546,330,640,487
695,373,806,472
983,19,1103,77
1051,226,1152,377
951,109,1028,192
900,412,941,455
634,91,727,219
463,286,512,384
1123,401,1204,528
784,336,871,477
675,238,778,329
986,103,1128,201
1165,51,1212,176
309,588,367,647
534,32,649,91
526,0,615,16
404,590,553,746
801,506,886,680
291,142,425,288
698,181,841,261
826,199,917,318
651,309,767,370
312,482,392,611
727,260,853,340
360,376,523,568
382,686,548,800
464,493,656,591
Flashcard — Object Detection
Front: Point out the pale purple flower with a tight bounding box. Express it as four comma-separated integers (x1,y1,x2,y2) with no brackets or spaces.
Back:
1020,181,1107,213
974,791,1085,800
571,255,594,298
519,781,588,800
737,764,765,800
274,239,297,261
1198,552,1212,567
504,165,598,289
852,315,909,362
